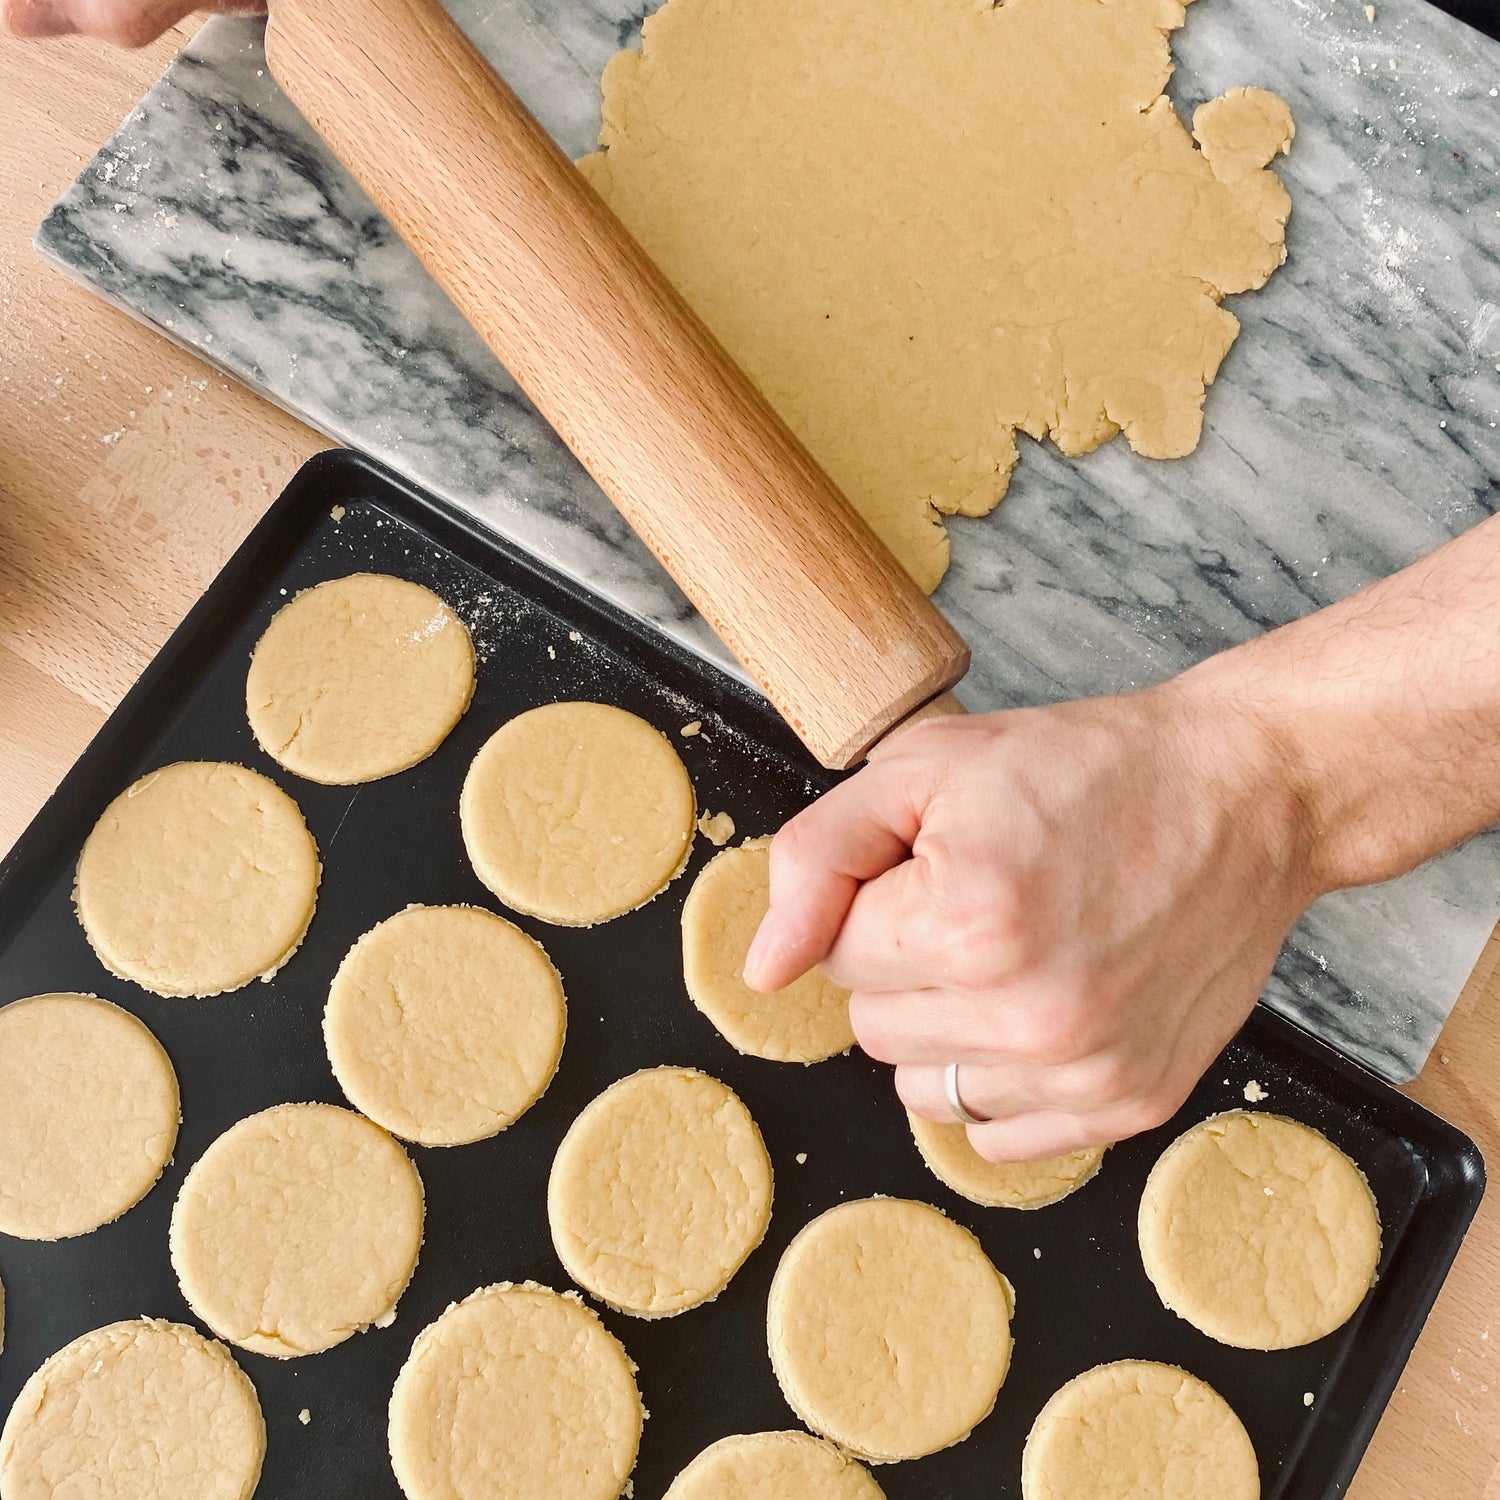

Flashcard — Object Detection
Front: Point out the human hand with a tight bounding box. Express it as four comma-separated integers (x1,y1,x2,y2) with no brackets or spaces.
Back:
743,676,1320,1163
3,0,263,47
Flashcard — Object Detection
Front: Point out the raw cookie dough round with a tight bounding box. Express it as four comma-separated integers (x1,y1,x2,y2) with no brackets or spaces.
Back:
682,839,854,1063
389,1282,643,1500
325,905,566,1145
1138,1110,1380,1350
75,761,320,998
0,1319,264,1500
767,1197,1013,1462
1021,1360,1259,1500
665,1431,886,1499
548,1066,773,1317
461,702,696,926
247,572,475,784
170,1102,424,1357
0,993,179,1240
909,1112,1105,1209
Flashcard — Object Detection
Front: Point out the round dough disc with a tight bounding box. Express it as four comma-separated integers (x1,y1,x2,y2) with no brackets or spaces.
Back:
909,1112,1105,1210
0,993,179,1240
246,572,475,784
170,1102,424,1357
1138,1110,1381,1349
767,1197,1013,1462
1021,1360,1259,1500
548,1066,773,1317
325,904,566,1145
682,839,854,1063
389,1282,643,1500
665,1431,886,1499
460,702,696,926
0,1319,264,1500
75,761,321,998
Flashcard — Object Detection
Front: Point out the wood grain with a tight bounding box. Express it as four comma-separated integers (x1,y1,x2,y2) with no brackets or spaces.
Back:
264,0,968,770
0,21,1496,1498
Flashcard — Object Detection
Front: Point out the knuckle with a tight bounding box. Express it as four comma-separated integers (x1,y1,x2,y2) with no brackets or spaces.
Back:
1001,996,1090,1067
1115,1088,1182,1140
939,886,1027,990
1071,1051,1142,1108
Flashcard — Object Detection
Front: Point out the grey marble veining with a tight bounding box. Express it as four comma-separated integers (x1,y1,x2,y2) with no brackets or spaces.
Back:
34,0,1500,1082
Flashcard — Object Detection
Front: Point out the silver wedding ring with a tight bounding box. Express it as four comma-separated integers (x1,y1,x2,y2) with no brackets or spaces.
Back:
944,1062,990,1126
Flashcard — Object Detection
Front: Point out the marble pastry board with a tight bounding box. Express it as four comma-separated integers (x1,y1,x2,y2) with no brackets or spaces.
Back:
0,451,1483,1499
33,0,1500,1083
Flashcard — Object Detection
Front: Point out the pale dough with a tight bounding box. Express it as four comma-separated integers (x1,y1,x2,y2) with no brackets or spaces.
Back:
549,1066,773,1317
461,702,696,926
246,572,475,784
1138,1110,1381,1349
766,1197,1013,1462
1021,1360,1259,1500
0,993,179,1240
664,1431,885,1499
170,1102,424,1357
325,904,566,1145
388,1282,643,1500
909,1112,1105,1210
0,1319,264,1500
75,761,320,998
682,839,853,1063
580,0,1293,590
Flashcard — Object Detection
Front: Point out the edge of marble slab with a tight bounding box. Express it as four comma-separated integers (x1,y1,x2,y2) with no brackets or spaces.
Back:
30,9,1500,1085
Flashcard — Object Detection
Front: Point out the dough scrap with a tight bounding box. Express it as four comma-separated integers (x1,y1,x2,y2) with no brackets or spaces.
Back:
682,838,853,1063
581,0,1293,589
0,993,179,1240
461,702,696,926
1138,1110,1381,1349
388,1282,643,1500
170,1102,424,1358
325,904,566,1145
664,1430,885,1499
767,1197,1013,1462
1021,1359,1259,1500
246,572,475,784
74,760,320,998
549,1066,773,1317
0,1319,264,1500
909,1112,1105,1210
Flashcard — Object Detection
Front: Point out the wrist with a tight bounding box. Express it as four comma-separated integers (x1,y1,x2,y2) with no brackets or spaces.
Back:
1154,650,1338,907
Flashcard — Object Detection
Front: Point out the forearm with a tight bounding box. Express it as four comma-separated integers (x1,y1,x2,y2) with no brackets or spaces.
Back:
1182,511,1500,895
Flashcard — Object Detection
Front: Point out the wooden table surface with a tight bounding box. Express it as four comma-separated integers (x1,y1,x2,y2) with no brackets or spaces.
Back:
2,23,1497,1498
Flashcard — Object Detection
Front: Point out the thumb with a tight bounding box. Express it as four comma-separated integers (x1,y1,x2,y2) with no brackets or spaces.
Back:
744,761,926,992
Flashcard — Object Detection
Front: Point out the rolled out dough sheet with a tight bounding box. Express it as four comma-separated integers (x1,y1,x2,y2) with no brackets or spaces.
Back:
581,0,1293,588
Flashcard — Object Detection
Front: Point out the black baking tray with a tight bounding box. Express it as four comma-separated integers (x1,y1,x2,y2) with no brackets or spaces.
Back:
0,449,1484,1500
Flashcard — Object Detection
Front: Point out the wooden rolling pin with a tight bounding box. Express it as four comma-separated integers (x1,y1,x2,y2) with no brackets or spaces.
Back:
264,0,969,769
